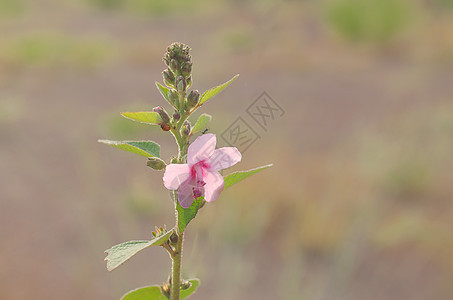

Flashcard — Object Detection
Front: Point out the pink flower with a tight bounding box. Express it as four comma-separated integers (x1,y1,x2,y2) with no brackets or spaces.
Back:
163,133,241,208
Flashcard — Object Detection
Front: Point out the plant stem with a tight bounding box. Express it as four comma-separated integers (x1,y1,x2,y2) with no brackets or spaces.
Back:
170,231,184,300
169,122,188,300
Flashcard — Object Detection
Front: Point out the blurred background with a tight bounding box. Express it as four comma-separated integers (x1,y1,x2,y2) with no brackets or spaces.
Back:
1,0,453,299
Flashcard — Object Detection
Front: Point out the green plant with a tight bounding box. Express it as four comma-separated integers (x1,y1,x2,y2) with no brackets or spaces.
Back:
99,43,271,299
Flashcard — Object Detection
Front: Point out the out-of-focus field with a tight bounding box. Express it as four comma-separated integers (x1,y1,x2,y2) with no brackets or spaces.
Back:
1,0,453,299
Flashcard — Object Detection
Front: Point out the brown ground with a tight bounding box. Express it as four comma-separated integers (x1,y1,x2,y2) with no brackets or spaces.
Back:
1,1,453,299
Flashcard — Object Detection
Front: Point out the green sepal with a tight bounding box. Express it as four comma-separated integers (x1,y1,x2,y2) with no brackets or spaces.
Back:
121,111,163,125
105,230,173,271
190,113,212,135
224,164,273,189
120,279,200,300
177,197,204,233
155,82,174,107
98,140,161,158
198,74,239,106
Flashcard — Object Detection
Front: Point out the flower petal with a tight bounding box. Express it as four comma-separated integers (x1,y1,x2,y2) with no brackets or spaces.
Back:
209,147,242,171
178,176,198,208
204,171,225,203
163,163,191,190
187,133,216,165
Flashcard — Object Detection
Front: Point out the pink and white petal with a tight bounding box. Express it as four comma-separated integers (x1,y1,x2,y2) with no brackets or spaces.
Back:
178,177,198,208
163,163,191,190
203,171,225,203
209,147,242,171
187,133,216,166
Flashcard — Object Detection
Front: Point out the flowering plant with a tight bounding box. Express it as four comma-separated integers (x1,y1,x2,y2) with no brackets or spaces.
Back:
99,43,271,299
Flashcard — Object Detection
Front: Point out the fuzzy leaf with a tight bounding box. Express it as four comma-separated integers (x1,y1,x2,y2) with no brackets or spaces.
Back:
121,111,163,125
177,197,204,233
98,140,160,158
121,286,165,300
105,231,172,271
121,279,200,300
191,113,212,135
155,82,173,106
224,164,273,189
199,74,239,106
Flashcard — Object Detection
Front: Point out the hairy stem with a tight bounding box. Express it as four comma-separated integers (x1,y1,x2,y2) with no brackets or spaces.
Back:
169,123,188,300
170,231,184,300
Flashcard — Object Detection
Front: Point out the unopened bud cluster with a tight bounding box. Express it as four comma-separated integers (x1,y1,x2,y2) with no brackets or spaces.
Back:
161,42,200,112
162,43,192,90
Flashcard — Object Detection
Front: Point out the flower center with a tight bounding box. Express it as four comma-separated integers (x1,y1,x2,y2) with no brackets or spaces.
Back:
190,161,208,199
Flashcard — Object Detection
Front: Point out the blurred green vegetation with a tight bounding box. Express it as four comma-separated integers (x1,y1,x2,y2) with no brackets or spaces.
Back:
86,0,206,15
325,0,412,42
0,33,114,69
0,0,24,17
220,26,256,51
434,0,453,10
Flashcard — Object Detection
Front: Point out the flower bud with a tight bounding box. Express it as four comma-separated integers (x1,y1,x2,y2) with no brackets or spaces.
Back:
147,157,166,170
186,75,192,89
160,283,170,298
173,111,180,121
162,69,175,87
168,89,179,106
181,61,192,78
181,121,191,136
170,59,179,73
186,90,200,109
163,56,170,66
169,232,178,244
153,106,170,124
180,280,191,290
176,75,186,92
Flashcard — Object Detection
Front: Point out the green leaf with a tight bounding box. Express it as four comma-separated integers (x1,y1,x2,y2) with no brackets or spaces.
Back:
121,286,166,300
121,111,163,125
180,279,200,299
224,164,273,189
121,279,200,300
105,230,172,271
199,74,239,106
155,82,173,106
98,140,161,158
177,197,204,233
191,113,212,135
